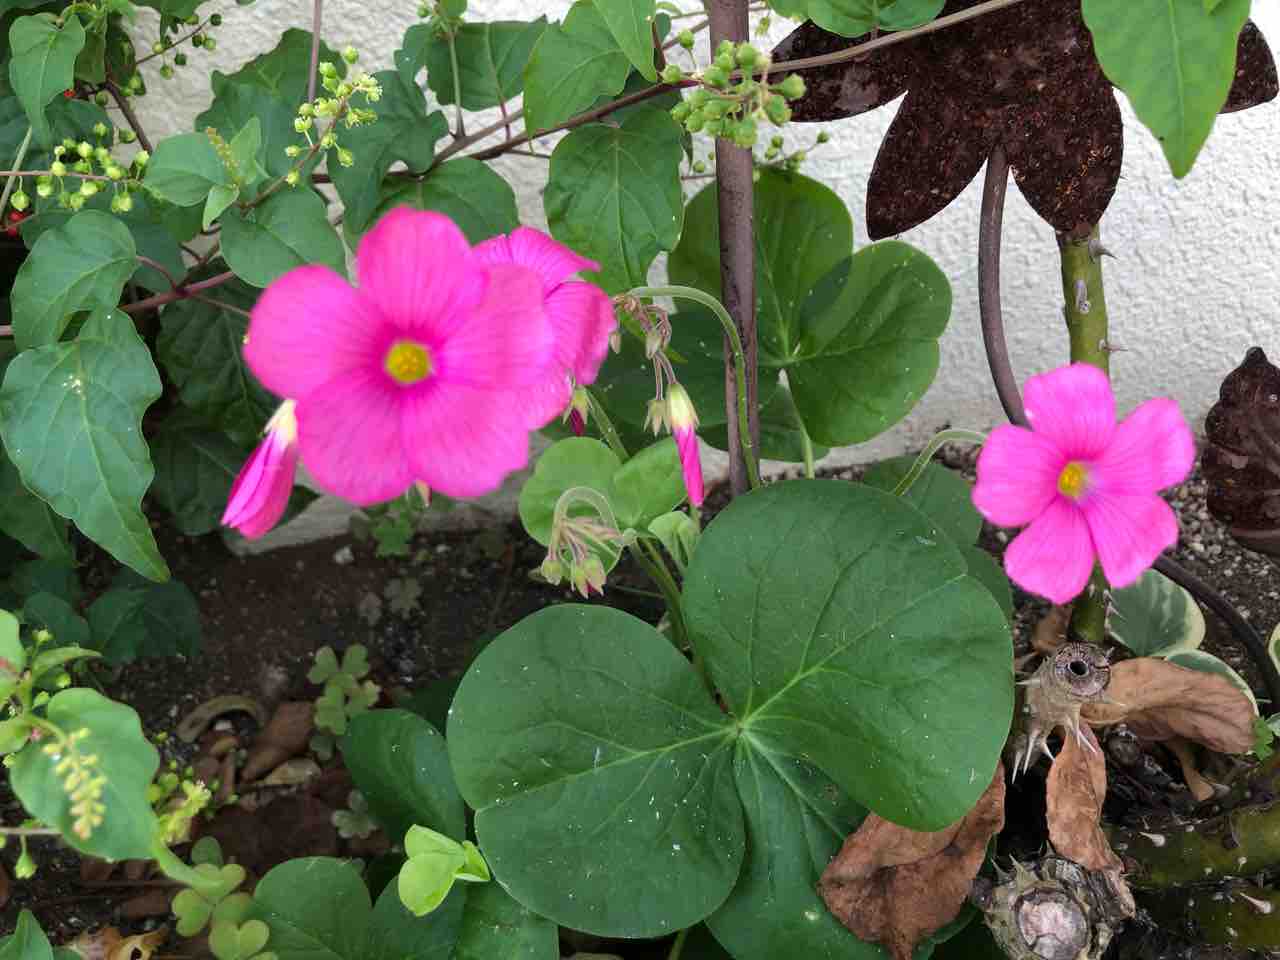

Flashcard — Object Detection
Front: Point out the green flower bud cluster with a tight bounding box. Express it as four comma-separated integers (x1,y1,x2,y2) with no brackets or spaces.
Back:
282,64,382,184
153,10,225,81
34,127,140,215
420,0,466,37
667,40,810,149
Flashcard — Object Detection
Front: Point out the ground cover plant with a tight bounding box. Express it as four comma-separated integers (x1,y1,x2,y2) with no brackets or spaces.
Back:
0,0,1279,957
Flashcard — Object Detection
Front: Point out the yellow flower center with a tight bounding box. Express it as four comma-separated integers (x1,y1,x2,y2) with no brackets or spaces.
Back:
1057,461,1089,499
384,340,432,385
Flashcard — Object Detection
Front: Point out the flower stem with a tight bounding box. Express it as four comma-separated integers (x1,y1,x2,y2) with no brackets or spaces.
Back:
587,387,629,461
1059,227,1110,642
631,540,688,653
0,127,32,215
891,429,987,498
627,285,762,491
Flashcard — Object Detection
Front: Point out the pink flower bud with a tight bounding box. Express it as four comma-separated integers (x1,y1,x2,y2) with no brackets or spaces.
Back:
221,401,300,539
666,384,703,507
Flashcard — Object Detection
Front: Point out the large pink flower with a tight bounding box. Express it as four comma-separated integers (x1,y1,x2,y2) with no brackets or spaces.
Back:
473,227,616,429
972,364,1195,604
243,209,554,504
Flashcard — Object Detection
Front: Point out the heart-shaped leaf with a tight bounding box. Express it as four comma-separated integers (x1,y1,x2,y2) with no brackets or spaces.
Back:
523,1,631,132
862,458,981,549
8,13,84,146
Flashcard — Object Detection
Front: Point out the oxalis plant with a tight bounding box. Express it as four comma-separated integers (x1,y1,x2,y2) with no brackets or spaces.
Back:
0,0,1276,957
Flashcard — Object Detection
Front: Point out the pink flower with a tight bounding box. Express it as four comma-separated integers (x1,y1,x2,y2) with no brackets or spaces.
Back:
473,227,616,429
242,209,555,504
666,384,704,507
222,400,300,539
972,364,1195,604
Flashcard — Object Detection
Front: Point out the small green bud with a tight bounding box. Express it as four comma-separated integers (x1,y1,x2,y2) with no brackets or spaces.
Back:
702,66,727,88
202,36,216,51
342,45,359,63
764,94,790,125
119,129,136,144
151,41,165,54
36,181,52,198
764,146,779,160
816,130,830,144
61,138,76,150
716,39,734,57
320,132,337,149
294,116,313,133
714,52,735,73
127,74,143,92
111,192,133,213
685,114,705,134
670,101,690,123
417,2,431,16
770,135,783,149
298,102,315,118
319,61,338,78
160,64,174,79
191,32,204,46
776,74,806,100
284,144,302,157
76,141,92,159
677,28,694,49
704,119,724,136
52,145,65,158
174,52,188,66
335,82,353,98
10,191,28,212
660,63,683,85
93,147,110,164
210,12,222,25
79,180,98,197
133,150,149,168
68,192,85,210
336,147,354,167
285,170,299,186
703,99,725,120
50,161,67,177
688,88,709,109
106,164,125,181
14,847,35,879
692,159,706,173
94,91,109,106
539,555,563,585
732,117,757,148
736,43,760,67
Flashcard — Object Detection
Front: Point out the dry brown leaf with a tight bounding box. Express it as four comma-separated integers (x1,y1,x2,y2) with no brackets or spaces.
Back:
78,857,115,883
819,765,1006,960
1031,606,1071,655
1165,736,1217,802
70,926,167,960
119,888,173,919
1045,724,1121,872
262,757,322,786
242,701,316,781
1081,659,1255,753
176,694,266,743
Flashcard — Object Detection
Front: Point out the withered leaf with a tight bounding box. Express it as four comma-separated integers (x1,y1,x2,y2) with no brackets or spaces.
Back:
241,700,316,781
819,764,1005,960
70,926,167,960
1203,347,1280,558
1045,724,1121,872
1081,658,1255,754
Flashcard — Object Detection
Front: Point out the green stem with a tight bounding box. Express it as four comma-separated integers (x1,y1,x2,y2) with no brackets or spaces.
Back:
890,428,987,498
0,826,58,836
1059,227,1110,642
631,540,688,652
667,927,691,960
627,285,762,491
152,839,223,896
446,28,466,137
0,127,33,214
587,387,629,460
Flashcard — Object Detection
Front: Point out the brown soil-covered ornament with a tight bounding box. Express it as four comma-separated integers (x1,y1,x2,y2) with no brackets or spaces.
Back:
773,0,1277,239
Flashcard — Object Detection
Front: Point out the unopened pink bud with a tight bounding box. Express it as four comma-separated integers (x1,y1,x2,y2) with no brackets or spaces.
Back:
221,401,299,539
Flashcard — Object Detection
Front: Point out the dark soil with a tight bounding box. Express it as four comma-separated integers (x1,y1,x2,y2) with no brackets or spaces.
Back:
2,446,1276,957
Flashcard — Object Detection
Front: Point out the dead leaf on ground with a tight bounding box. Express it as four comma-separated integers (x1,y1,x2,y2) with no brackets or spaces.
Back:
1032,605,1071,655
1165,736,1218,802
120,888,173,919
1046,724,1121,872
79,857,115,883
242,701,316,780
70,926,167,960
1082,659,1255,753
819,765,1006,960
176,694,267,743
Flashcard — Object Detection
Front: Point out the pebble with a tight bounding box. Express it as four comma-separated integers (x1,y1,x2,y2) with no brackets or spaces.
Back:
332,545,354,565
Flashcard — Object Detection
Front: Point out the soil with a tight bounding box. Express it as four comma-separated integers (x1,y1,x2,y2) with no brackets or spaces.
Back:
1,446,1276,957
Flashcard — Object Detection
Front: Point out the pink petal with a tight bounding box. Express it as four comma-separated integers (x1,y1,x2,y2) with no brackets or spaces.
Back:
245,266,387,399
295,369,414,506
521,372,574,430
1002,498,1095,604
674,426,704,507
435,264,554,389
1022,363,1116,460
221,432,299,539
474,227,599,294
1093,398,1195,495
972,424,1066,528
546,280,617,384
1082,491,1179,590
356,208,487,341
569,408,586,436
402,385,532,498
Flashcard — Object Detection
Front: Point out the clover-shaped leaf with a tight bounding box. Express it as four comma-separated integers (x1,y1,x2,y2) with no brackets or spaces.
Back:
341,645,370,678
191,835,224,866
173,863,247,936
208,919,270,960
397,825,491,918
307,646,340,685
314,686,349,736
332,790,378,840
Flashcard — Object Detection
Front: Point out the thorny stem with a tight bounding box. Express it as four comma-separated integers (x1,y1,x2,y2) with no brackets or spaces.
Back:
105,81,153,154
0,127,32,215
629,284,762,491
587,387,629,460
978,146,1026,425
307,0,323,104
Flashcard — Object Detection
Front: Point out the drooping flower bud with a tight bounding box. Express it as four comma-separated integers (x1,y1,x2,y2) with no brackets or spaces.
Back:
666,383,703,507
221,400,300,539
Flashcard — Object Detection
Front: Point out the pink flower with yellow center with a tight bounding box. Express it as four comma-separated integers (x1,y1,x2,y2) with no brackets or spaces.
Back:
972,363,1195,604
222,400,300,539
241,208,554,506
472,227,616,429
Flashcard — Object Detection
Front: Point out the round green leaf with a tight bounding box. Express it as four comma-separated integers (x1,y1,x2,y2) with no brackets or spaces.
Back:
961,547,1013,623
364,158,519,245
518,437,622,562
399,843,465,917
144,131,231,207
452,882,558,960
222,189,346,287
10,688,160,859
545,107,684,294
369,879,464,960
1111,569,1205,657
0,911,53,960
414,19,548,109
611,437,687,528
447,604,743,937
10,210,137,350
342,710,465,841
862,457,981,548
683,480,1012,830
1,311,168,581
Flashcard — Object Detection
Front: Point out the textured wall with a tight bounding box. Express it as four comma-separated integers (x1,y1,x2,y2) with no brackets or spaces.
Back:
133,0,1280,466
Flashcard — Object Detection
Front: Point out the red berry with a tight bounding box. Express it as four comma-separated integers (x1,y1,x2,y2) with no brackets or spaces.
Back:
63,88,74,98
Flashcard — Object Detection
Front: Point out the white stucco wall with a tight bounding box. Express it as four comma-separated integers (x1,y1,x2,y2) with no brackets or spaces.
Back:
131,0,1280,467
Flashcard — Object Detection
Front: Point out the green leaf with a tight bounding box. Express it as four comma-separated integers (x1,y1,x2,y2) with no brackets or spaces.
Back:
150,421,246,536
707,744,876,960
611,437,686,528
330,69,448,232
363,158,518,244
368,880,464,960
11,688,160,859
227,116,268,189
24,590,89,649
197,80,315,186
702,383,830,465
211,28,344,105
452,882,558,960
545,107,683,294
156,277,273,443
519,436,621,542
1111,569,1205,657
203,183,239,231
8,559,81,605
144,131,231,207
0,911,53,960
8,13,84,146
862,457,981,548
1163,649,1258,713
596,0,658,80
222,188,345,287
10,210,136,349
806,0,943,37
523,1,631,133
648,511,698,572
87,576,201,662
1082,0,1250,177
1,310,168,581
209,920,270,960
961,546,1013,623
448,604,743,937
682,480,1012,830
0,452,71,562
410,19,548,109
399,825,466,916
0,608,22,699
341,709,465,842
